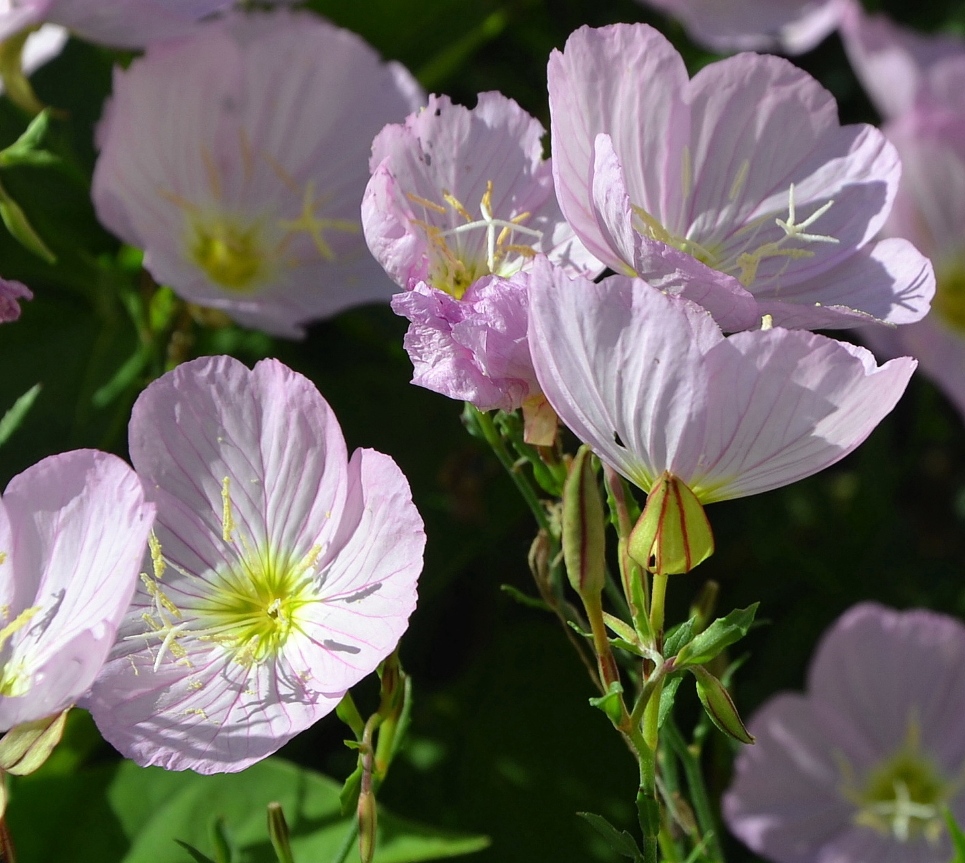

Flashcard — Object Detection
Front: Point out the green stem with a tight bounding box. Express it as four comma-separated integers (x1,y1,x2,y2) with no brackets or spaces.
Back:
664,719,725,863
469,406,550,533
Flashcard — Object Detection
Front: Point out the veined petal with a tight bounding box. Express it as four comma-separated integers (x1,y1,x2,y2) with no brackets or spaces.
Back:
528,262,717,490
90,357,424,773
694,331,916,501
0,450,153,730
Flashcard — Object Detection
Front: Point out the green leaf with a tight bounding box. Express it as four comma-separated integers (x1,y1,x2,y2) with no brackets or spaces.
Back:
576,812,643,861
674,604,758,668
663,618,695,658
657,675,683,731
7,758,489,863
174,841,218,863
588,680,625,726
0,382,40,447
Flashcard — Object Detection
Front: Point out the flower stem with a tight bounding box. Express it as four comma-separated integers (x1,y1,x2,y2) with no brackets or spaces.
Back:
329,820,359,863
664,718,725,862
466,405,550,533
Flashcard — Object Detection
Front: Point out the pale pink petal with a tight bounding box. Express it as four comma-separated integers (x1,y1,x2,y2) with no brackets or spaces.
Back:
840,4,965,119
638,0,849,55
0,450,153,730
528,264,717,490
755,238,935,330
93,9,423,336
723,694,859,863
695,331,916,501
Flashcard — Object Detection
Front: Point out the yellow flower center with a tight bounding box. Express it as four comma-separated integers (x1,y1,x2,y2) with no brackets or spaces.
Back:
190,219,265,290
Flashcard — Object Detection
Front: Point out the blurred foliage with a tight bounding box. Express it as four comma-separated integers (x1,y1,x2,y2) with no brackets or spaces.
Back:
1,0,965,862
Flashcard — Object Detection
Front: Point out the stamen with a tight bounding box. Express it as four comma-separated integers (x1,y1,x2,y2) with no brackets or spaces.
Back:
0,606,41,652
278,181,359,262
729,160,750,202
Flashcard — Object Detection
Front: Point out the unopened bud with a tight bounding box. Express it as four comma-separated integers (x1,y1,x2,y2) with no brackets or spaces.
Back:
267,802,295,863
0,708,68,775
692,666,754,745
628,471,714,576
562,446,606,600
358,788,378,863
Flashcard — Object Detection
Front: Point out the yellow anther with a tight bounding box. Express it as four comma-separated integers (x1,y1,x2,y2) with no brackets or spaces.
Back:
0,552,6,565
149,532,165,581
442,190,474,223
278,181,359,262
221,477,234,544
760,314,774,331
406,192,447,215
0,606,40,652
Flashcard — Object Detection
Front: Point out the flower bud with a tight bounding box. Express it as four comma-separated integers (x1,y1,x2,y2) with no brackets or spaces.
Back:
692,666,754,745
562,446,606,600
628,471,714,576
267,802,295,863
358,787,378,863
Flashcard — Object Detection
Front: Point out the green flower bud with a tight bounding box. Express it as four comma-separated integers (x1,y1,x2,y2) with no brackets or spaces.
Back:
692,666,754,745
562,446,606,600
628,471,714,576
267,802,295,863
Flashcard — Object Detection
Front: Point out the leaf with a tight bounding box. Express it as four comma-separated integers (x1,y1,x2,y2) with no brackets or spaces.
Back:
674,604,758,668
174,841,218,863
7,758,489,863
499,584,550,612
663,618,695,658
0,382,40,447
576,812,643,861
657,675,683,731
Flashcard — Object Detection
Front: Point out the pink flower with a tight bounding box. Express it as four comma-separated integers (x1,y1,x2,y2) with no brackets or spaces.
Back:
0,278,32,323
840,4,965,120
860,108,965,421
547,23,935,332
92,9,423,337
363,92,600,300
0,0,233,48
636,0,851,55
724,603,965,863
86,356,425,774
0,450,154,731
528,262,916,502
390,273,538,412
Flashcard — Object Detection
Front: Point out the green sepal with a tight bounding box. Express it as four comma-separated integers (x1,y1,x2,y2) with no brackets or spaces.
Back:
577,812,644,861
0,709,68,775
675,604,758,668
0,383,40,449
589,680,625,726
0,109,59,168
692,666,754,745
628,472,714,576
